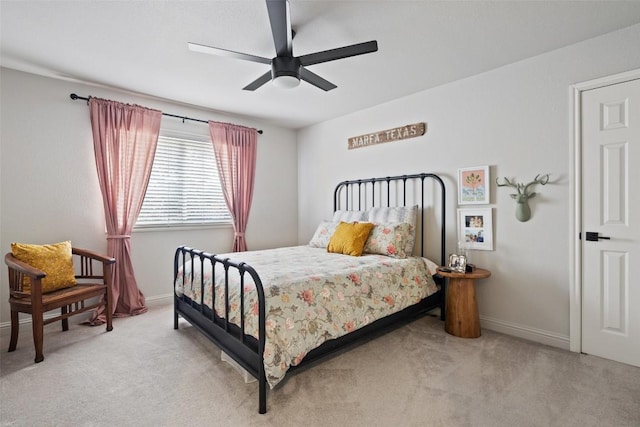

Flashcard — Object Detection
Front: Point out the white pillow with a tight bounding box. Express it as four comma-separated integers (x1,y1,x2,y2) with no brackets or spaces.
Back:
332,210,366,223
365,205,417,223
365,205,418,255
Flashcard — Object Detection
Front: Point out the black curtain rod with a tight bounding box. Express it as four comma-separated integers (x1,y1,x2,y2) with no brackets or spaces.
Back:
69,94,263,134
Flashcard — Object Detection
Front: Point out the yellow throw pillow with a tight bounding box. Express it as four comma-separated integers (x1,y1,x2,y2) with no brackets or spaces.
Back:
327,222,375,256
11,241,77,293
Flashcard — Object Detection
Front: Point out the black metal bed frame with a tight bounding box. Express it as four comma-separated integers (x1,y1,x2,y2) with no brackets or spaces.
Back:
173,173,446,414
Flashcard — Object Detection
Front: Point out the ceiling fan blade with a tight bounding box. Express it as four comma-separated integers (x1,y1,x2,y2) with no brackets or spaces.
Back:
243,70,273,91
299,67,337,91
299,40,378,66
188,42,271,65
266,0,293,57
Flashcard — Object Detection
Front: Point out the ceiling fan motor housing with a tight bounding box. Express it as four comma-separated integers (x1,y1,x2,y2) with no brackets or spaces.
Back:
271,56,301,80
189,0,377,90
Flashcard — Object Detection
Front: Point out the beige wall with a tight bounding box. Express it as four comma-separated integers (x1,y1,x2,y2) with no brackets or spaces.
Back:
0,68,298,325
296,23,640,349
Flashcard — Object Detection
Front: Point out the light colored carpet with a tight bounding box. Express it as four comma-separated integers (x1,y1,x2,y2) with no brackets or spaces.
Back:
1,304,638,427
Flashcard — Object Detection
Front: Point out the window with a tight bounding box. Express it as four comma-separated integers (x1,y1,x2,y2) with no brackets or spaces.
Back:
136,133,231,228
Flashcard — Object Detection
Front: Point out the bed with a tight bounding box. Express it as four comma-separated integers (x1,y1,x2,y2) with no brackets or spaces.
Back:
173,173,446,413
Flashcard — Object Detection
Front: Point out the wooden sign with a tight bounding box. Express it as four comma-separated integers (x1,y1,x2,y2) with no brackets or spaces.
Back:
348,122,426,150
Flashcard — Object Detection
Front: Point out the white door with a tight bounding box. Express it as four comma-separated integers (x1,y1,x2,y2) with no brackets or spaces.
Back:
581,78,640,367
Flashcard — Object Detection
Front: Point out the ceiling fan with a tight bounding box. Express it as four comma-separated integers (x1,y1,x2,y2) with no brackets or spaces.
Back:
188,0,378,91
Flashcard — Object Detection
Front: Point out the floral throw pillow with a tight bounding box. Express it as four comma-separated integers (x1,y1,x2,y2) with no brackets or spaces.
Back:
364,222,414,258
365,205,418,255
309,221,339,248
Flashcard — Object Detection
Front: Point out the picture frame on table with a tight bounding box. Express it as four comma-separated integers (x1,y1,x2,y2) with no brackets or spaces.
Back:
458,207,494,251
458,165,490,205
448,253,467,273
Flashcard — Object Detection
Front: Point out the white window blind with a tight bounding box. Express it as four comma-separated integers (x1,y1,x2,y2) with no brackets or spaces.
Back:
136,134,232,228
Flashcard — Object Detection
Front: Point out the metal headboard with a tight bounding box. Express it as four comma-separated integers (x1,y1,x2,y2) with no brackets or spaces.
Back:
333,173,446,265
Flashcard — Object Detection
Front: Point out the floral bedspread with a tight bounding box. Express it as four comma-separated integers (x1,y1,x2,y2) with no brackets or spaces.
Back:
174,245,438,388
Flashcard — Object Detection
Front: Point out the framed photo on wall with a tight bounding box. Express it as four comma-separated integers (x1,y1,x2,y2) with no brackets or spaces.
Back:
458,208,493,251
458,165,490,205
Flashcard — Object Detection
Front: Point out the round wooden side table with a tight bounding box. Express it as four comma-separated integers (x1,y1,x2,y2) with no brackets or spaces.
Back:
437,267,491,338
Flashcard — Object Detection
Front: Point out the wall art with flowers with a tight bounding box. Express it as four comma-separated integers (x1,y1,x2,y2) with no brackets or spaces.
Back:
458,165,490,205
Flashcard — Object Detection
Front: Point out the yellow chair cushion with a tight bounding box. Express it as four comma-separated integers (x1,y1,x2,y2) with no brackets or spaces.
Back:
11,241,77,293
327,222,375,256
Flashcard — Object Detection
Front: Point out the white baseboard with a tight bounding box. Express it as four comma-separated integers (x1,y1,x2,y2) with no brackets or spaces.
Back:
0,311,82,337
480,315,570,351
1,297,569,352
0,293,174,336
145,293,173,307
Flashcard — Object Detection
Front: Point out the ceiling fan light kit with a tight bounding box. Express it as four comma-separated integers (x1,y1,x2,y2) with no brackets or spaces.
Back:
272,75,300,89
271,56,301,89
189,0,378,91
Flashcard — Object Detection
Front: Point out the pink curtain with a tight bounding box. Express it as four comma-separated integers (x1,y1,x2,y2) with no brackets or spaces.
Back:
87,97,162,324
208,121,258,252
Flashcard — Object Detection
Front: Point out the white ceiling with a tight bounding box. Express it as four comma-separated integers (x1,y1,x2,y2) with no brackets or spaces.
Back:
2,1,640,129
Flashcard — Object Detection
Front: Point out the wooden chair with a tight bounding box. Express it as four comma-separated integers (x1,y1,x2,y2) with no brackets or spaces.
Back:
5,247,115,362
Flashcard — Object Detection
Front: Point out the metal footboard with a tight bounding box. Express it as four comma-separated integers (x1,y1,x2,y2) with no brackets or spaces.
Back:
173,246,268,414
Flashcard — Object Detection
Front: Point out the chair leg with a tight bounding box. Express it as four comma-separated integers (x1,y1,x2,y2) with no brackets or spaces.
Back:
105,286,113,332
61,306,69,331
106,309,113,332
8,310,19,352
32,313,44,363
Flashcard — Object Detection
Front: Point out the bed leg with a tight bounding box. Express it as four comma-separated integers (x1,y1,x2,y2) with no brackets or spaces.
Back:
174,308,179,330
259,376,267,414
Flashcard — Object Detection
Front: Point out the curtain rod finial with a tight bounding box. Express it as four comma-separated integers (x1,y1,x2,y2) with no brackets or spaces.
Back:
70,93,90,105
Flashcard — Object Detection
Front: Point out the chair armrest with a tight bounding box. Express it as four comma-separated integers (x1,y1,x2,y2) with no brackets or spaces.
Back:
72,247,115,265
4,253,46,279
72,247,115,283
5,253,45,296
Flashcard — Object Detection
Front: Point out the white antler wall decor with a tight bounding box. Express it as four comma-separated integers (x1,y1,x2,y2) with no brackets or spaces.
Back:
496,174,550,222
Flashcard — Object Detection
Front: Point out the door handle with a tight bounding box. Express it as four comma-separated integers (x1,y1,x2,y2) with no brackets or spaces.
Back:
585,232,611,241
